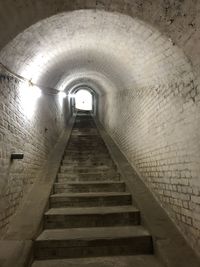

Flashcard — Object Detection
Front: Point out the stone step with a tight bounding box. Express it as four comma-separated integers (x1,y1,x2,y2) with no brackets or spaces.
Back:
68,138,104,141
53,181,126,193
44,206,140,229
71,132,99,136
74,123,94,126
65,150,108,154
60,165,113,170
68,143,105,147
64,151,110,156
65,147,108,152
32,255,164,267
34,226,152,260
66,145,107,148
50,192,132,208
72,129,97,132
67,142,105,145
58,171,118,176
62,159,113,164
57,172,120,182
61,162,115,167
65,142,107,146
63,156,111,161
69,137,103,140
66,148,107,152
57,177,120,183
63,152,111,157
62,157,112,164
59,166,116,174
67,146,104,149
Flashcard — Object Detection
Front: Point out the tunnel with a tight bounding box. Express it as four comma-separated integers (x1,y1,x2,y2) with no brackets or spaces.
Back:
0,1,200,266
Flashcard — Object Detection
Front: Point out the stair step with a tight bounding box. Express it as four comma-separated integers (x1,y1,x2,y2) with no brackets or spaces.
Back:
60,167,115,174
63,154,111,159
34,226,152,260
64,150,109,153
67,145,105,148
63,152,111,156
60,165,112,172
44,206,140,228
53,181,126,193
63,158,111,162
32,255,164,267
67,143,105,147
70,134,101,137
68,140,104,143
57,177,121,183
63,155,111,160
61,161,114,166
69,138,103,141
62,159,113,165
65,150,108,154
57,172,120,182
50,192,132,208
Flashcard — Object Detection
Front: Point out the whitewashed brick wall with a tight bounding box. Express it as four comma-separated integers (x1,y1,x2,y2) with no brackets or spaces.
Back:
0,66,68,235
99,73,200,256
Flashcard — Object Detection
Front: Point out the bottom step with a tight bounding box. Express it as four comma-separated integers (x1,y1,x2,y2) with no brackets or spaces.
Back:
35,226,152,260
32,255,163,267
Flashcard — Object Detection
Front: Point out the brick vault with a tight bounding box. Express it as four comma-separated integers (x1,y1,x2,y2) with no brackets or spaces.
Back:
0,1,199,266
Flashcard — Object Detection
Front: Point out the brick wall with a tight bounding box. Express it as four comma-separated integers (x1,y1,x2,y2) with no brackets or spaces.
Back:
0,66,68,235
99,74,200,256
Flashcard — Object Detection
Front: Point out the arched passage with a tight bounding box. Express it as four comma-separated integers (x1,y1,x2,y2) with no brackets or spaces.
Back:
74,90,93,111
0,4,199,259
68,85,98,116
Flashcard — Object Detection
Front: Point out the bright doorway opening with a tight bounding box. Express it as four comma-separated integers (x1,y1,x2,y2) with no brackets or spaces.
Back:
75,89,93,111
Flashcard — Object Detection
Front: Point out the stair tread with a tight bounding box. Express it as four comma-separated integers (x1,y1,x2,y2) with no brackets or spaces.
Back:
58,172,119,176
60,166,112,169
50,192,130,198
54,181,124,185
36,226,150,241
32,255,163,267
45,206,138,216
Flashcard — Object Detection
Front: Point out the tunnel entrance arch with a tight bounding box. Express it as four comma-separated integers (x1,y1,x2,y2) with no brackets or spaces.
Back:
69,86,97,116
74,89,93,111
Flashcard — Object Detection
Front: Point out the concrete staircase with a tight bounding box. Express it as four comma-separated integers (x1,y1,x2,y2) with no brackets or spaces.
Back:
32,114,163,267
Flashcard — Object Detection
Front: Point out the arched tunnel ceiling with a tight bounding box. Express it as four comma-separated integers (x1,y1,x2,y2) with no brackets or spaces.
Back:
0,10,193,95
0,0,199,64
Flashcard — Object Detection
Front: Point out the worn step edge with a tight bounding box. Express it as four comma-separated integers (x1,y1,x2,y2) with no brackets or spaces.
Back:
44,206,140,228
57,172,120,177
57,177,121,182
50,192,132,207
53,181,126,193
54,181,125,185
45,205,139,216
34,226,152,259
60,166,112,170
36,225,151,242
50,192,131,198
